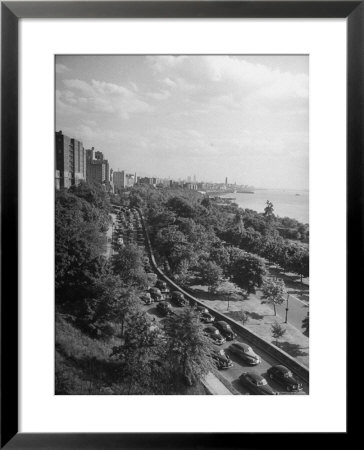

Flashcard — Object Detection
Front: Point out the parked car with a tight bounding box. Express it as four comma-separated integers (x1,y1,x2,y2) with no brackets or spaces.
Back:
171,291,188,306
227,342,261,365
211,349,233,370
140,293,152,305
195,306,215,323
204,326,226,345
214,321,237,340
239,372,278,395
149,287,164,302
267,365,303,392
156,301,172,316
156,280,170,294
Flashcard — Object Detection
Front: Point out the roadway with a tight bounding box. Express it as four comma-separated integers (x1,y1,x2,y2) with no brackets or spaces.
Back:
140,299,308,395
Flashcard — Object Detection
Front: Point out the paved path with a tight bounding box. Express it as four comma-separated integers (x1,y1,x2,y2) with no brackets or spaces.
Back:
271,294,309,332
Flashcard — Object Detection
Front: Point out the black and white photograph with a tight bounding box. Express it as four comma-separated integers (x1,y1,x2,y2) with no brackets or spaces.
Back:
55,55,309,396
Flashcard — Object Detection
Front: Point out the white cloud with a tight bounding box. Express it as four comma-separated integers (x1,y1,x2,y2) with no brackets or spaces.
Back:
91,80,133,97
58,78,153,118
55,63,70,74
147,90,171,101
148,55,308,111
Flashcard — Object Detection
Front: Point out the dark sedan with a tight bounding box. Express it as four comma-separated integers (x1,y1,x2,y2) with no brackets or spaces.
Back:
204,326,226,345
227,342,261,365
211,349,233,370
195,307,215,323
156,301,172,316
214,321,237,340
140,293,152,305
171,291,188,307
149,287,164,302
267,365,303,392
156,280,170,294
239,372,278,395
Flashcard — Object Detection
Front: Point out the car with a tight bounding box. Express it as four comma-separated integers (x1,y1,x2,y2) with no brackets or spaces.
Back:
195,306,215,323
171,291,188,306
214,321,237,340
156,301,172,316
239,372,278,395
211,349,233,370
149,287,164,302
204,326,226,345
140,293,152,305
227,342,261,365
267,365,303,392
156,280,170,293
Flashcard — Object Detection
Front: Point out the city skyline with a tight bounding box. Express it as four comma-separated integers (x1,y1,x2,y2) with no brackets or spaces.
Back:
56,55,308,190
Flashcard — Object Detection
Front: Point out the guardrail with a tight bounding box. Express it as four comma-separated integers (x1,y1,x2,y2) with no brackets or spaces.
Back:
136,208,309,384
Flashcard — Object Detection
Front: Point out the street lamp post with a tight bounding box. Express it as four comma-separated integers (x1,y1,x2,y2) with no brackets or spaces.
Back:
284,294,290,324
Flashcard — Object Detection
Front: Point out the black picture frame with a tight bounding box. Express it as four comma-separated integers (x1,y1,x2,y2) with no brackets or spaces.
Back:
1,1,356,448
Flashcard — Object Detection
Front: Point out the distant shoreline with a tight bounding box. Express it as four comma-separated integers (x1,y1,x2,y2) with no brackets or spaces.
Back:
218,190,309,225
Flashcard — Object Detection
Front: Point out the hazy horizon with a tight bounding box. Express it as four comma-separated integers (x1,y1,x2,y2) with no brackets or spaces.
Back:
56,55,308,190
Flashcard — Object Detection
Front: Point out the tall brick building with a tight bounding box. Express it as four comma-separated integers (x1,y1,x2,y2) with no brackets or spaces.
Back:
86,148,108,183
55,131,86,189
86,148,113,192
113,170,125,193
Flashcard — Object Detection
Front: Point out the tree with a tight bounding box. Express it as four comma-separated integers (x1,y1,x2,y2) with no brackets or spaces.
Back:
92,276,140,336
230,252,267,293
271,321,286,345
55,191,108,295
201,196,211,209
163,308,213,387
302,311,309,336
198,260,223,293
110,309,164,394
154,226,195,274
240,311,249,326
264,200,275,218
289,248,309,283
167,196,196,218
209,245,231,272
112,243,148,288
215,280,241,310
234,212,245,234
69,180,110,214
261,278,286,316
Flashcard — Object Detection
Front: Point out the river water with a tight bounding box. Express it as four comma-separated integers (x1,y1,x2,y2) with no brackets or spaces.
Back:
219,189,309,224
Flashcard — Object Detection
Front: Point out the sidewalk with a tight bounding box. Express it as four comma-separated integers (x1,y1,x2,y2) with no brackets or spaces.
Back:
202,372,233,395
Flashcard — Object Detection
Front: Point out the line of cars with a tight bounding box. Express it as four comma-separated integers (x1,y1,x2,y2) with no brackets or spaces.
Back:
191,308,303,395
142,281,304,394
239,365,303,395
113,207,145,249
141,279,191,315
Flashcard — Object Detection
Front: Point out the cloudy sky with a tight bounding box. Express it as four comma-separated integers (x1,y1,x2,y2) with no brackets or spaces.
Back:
56,55,308,189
